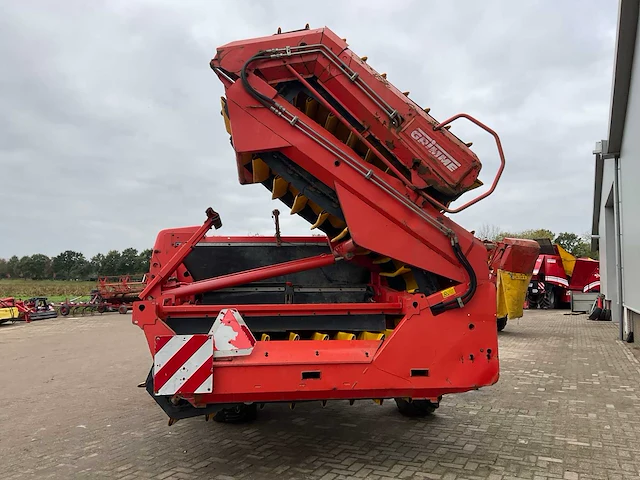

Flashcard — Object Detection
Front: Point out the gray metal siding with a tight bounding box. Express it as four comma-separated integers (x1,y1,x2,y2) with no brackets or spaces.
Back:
599,163,615,300
619,23,640,314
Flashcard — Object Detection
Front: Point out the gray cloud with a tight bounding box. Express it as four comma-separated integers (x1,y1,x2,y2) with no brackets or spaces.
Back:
0,0,618,258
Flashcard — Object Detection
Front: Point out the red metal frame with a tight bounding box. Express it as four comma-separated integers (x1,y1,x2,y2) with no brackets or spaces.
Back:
486,238,540,279
133,211,499,407
97,275,146,298
131,27,510,418
433,114,506,213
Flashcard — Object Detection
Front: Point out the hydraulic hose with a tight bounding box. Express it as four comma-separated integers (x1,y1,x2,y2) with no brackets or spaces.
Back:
430,241,477,315
240,52,278,108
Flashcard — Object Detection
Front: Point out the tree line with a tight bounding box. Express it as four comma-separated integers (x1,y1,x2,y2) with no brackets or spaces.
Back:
0,248,153,281
475,226,598,259
0,227,598,281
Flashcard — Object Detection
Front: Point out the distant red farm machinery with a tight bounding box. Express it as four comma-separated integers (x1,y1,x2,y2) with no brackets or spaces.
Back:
0,297,58,323
57,275,147,317
526,239,599,310
92,275,146,314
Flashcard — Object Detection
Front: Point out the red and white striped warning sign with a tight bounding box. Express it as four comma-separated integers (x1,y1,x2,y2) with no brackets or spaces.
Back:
152,309,256,396
153,334,214,396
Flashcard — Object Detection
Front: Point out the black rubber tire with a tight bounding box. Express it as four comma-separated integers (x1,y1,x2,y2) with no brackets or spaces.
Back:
598,307,607,321
588,307,602,320
605,309,612,321
497,317,508,332
118,305,128,315
394,398,438,417
97,304,106,314
540,287,556,310
213,403,258,424
59,305,70,316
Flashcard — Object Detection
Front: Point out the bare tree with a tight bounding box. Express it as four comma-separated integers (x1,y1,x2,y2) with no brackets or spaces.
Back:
476,224,502,241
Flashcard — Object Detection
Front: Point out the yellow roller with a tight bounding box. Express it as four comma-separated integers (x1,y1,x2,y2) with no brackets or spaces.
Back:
364,149,375,163
346,132,358,148
310,211,330,230
384,329,395,338
307,199,322,215
334,123,351,144
220,97,232,134
468,178,484,191
324,113,338,134
288,184,299,194
402,272,419,293
334,332,355,340
272,176,289,199
288,332,300,341
372,399,384,405
373,256,392,264
290,193,308,214
305,97,318,118
314,104,330,127
239,152,252,166
261,333,271,341
330,227,349,243
252,158,270,183
312,332,329,341
379,265,411,277
358,331,385,341
328,215,346,229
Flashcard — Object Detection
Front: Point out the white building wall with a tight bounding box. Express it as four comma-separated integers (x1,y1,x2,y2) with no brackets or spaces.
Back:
599,162,615,303
619,21,640,316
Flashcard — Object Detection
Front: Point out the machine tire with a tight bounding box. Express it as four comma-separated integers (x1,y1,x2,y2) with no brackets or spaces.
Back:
497,317,508,332
97,304,106,314
59,305,70,316
213,403,258,424
118,305,128,315
588,307,602,320
540,287,556,309
394,398,438,417
598,308,612,321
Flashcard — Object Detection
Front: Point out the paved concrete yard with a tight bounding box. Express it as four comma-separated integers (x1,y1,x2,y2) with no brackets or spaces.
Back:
2,310,640,479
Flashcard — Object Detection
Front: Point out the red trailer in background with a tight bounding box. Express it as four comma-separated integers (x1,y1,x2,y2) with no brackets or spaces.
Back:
55,275,148,317
92,275,146,314
526,239,599,309
0,297,58,323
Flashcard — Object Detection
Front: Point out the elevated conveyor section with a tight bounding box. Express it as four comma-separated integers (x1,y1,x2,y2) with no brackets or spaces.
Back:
133,26,511,424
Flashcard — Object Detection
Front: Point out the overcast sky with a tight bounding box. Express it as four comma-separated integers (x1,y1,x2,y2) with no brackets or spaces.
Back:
0,0,619,259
